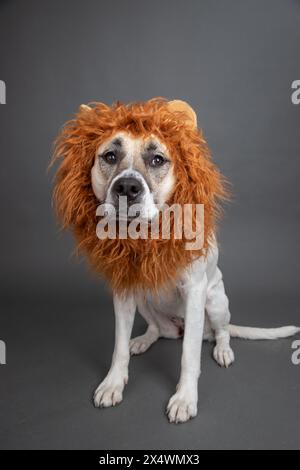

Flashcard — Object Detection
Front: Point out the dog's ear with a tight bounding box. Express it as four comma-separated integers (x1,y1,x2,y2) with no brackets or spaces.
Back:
167,100,197,130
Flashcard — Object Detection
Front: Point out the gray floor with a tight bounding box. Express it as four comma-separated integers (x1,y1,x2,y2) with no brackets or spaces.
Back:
0,284,299,450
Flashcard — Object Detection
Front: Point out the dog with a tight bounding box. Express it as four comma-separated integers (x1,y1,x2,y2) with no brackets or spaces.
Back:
52,98,300,423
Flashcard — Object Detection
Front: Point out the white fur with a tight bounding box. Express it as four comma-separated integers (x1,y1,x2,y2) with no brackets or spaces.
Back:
93,240,300,423
94,294,136,408
228,324,300,340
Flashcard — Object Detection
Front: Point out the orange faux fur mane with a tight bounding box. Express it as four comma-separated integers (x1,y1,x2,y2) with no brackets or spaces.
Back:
51,98,227,294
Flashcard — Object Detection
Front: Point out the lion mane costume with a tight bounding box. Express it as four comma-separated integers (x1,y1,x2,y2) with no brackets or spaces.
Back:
52,98,227,294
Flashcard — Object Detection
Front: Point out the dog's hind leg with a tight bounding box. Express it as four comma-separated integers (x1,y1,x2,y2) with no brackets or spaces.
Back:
130,300,160,355
206,266,235,368
130,296,184,355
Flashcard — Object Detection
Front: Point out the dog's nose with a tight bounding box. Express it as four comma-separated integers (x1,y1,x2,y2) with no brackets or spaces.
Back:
112,177,143,202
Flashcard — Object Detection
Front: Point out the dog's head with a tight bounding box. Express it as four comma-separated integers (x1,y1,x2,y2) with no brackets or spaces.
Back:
51,98,227,293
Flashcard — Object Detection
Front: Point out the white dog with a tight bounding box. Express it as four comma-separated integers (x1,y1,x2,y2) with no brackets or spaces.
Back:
53,99,300,424
91,129,300,424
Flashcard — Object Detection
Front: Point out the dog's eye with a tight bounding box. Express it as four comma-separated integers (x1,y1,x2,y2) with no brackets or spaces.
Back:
150,155,166,168
102,151,118,165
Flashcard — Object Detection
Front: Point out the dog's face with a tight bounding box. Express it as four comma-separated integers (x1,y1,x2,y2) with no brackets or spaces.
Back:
91,132,175,221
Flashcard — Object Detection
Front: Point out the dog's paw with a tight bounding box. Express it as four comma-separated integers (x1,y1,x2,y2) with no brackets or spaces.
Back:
93,374,127,408
166,391,198,424
213,344,235,368
130,329,159,355
130,336,151,355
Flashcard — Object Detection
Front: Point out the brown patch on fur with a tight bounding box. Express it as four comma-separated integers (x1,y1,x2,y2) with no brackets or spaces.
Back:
51,98,228,295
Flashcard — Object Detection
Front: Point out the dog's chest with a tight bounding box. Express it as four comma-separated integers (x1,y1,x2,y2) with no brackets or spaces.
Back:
143,288,185,319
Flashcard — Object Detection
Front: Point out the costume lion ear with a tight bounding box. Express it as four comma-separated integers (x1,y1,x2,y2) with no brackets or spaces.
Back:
167,100,197,129
79,104,92,112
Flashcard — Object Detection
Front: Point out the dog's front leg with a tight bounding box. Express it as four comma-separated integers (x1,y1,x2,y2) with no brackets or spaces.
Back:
94,293,136,408
167,268,207,423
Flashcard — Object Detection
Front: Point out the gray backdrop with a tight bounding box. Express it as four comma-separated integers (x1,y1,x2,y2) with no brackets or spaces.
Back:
0,0,299,450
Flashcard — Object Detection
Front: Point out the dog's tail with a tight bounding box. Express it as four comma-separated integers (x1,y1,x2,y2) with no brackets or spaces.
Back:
228,324,300,340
